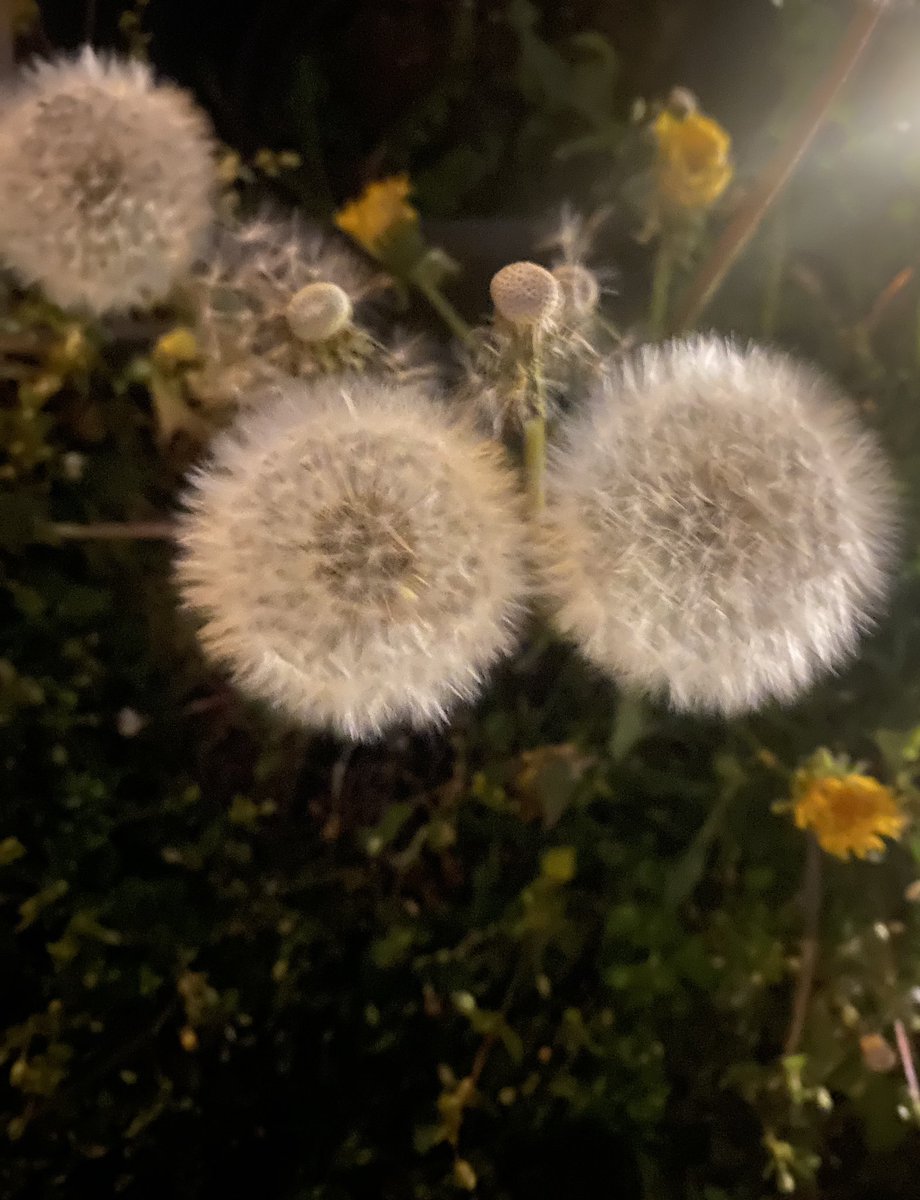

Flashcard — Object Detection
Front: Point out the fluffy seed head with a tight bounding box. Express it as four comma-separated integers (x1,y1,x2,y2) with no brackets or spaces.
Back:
286,282,353,343
539,338,898,715
183,211,383,405
176,377,528,739
551,264,600,320
0,48,216,313
490,261,561,327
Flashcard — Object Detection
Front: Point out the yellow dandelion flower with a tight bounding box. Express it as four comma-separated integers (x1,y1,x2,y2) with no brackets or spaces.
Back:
793,772,907,860
652,109,733,211
334,174,418,258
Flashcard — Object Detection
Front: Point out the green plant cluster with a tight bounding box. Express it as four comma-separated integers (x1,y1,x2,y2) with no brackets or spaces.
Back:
4,1,920,1197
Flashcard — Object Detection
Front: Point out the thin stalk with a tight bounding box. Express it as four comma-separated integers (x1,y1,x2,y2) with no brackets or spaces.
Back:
51,521,175,541
523,417,546,514
783,834,823,1057
860,265,915,338
648,236,674,340
411,272,474,347
894,1019,920,1119
673,3,884,333
914,291,920,377
522,326,548,515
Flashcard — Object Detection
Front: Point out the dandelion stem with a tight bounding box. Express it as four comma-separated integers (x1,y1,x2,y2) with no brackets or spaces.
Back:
51,521,175,541
411,272,474,347
673,3,884,333
648,237,674,340
522,327,548,514
523,417,546,514
914,292,920,377
894,1019,920,1119
860,265,915,338
783,833,823,1057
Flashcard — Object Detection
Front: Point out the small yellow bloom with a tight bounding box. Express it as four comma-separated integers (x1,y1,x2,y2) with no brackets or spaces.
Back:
793,772,907,860
153,327,199,368
334,175,418,257
653,109,733,210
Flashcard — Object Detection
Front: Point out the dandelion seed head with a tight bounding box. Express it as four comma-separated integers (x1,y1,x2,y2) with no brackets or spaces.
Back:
490,261,561,328
176,376,528,739
539,337,898,715
0,48,216,313
184,210,384,405
286,282,353,343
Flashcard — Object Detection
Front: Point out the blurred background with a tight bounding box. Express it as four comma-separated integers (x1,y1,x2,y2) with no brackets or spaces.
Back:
4,2,920,1199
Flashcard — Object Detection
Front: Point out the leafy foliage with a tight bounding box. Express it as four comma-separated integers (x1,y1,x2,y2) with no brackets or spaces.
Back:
3,1,920,1198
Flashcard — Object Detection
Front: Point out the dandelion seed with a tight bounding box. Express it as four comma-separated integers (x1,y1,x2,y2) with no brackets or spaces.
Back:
539,337,898,714
551,264,601,320
176,376,528,740
0,48,216,313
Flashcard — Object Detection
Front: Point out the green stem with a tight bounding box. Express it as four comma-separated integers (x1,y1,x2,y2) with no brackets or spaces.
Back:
783,834,823,1057
609,690,649,764
894,1019,920,1121
522,327,548,515
523,416,546,515
648,238,674,340
412,273,474,347
914,292,920,377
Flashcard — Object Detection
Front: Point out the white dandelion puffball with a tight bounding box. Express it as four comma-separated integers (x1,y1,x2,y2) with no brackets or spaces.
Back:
540,338,898,715
176,377,528,739
0,48,215,313
490,261,561,327
185,211,381,404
